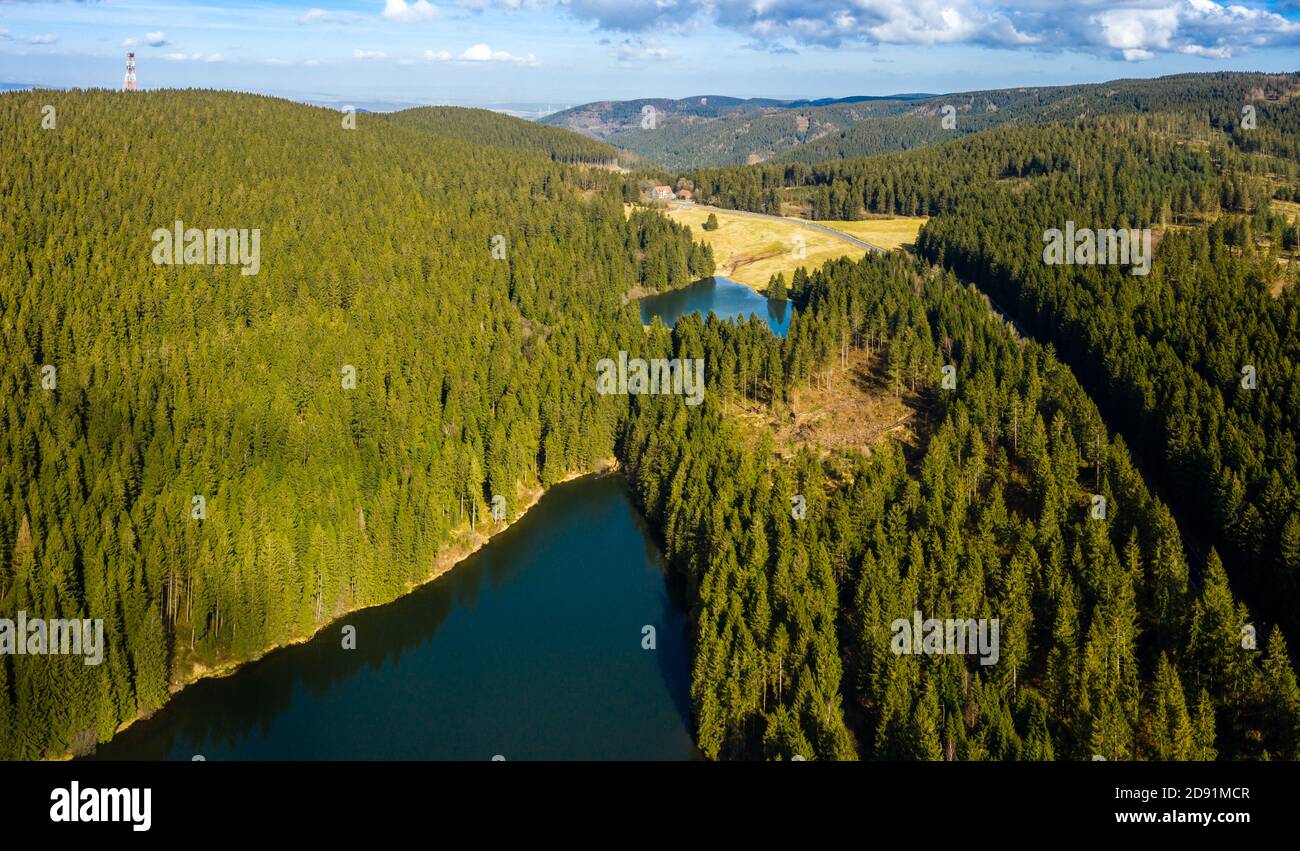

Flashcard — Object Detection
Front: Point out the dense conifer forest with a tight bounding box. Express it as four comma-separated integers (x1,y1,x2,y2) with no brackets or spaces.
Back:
382,105,622,164
623,252,1299,760
0,90,704,758
776,72,1300,166
685,78,1300,217
2,72,1298,763
544,72,1300,173
914,138,1300,650
608,70,1300,760
682,111,1300,653
546,96,922,172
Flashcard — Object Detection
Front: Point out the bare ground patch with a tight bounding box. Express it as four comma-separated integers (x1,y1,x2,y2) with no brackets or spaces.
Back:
726,347,928,461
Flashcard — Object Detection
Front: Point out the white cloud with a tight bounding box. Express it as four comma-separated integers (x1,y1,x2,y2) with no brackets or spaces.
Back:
124,32,169,48
615,38,673,61
425,43,539,64
511,0,698,32
1093,6,1180,56
1084,0,1299,61
299,8,364,24
457,0,1300,61
709,1,1039,48
383,0,440,22
26,34,58,45
1181,44,1233,58
461,42,537,63
460,43,497,60
353,48,388,60
163,52,224,62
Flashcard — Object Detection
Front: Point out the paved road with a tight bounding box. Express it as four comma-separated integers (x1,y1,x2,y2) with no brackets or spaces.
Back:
668,201,887,254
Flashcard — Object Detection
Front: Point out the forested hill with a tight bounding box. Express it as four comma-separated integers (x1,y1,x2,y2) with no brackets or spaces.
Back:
383,105,621,164
542,94,927,171
0,88,707,759
777,72,1300,165
541,94,842,137
625,250,1300,761
544,72,1300,172
667,101,1300,760
5,84,1298,764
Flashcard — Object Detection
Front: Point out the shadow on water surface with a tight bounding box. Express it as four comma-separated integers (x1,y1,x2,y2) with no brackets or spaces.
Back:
90,473,697,761
619,475,694,736
639,276,796,338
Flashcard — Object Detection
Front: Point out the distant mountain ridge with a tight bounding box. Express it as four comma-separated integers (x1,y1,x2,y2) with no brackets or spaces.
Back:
778,72,1300,165
542,72,1300,172
541,92,936,132
541,93,932,171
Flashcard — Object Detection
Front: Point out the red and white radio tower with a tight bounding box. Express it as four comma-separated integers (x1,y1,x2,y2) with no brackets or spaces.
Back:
123,52,137,91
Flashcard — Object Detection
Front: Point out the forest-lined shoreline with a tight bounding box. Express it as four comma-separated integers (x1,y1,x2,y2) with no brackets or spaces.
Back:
59,460,620,761
2,89,718,760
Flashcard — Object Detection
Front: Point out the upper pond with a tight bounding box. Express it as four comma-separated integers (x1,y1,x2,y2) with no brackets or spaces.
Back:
639,276,796,337
90,473,696,760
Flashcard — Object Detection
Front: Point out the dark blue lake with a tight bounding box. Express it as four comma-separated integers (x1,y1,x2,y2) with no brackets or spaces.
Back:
640,276,795,337
89,474,696,761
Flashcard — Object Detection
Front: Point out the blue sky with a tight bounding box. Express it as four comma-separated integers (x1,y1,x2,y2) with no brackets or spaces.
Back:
1,1,1299,108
